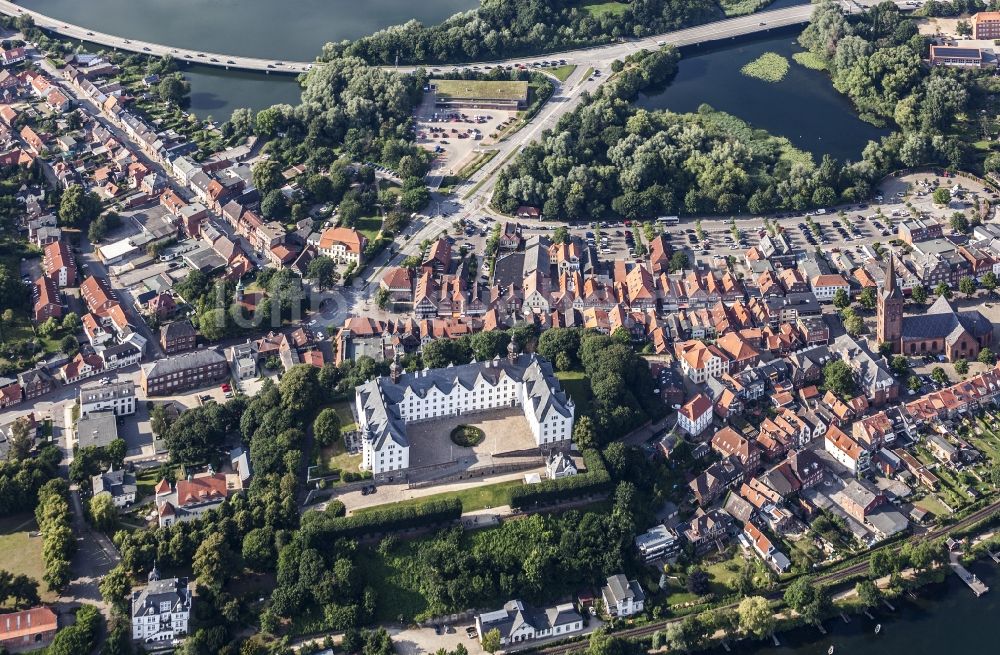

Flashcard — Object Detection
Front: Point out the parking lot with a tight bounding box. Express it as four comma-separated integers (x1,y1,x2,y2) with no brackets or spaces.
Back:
413,90,516,179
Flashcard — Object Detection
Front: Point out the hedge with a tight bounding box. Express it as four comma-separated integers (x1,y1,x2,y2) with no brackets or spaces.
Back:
307,498,462,542
509,449,611,509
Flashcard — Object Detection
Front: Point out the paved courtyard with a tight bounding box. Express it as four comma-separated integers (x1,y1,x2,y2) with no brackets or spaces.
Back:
407,407,539,468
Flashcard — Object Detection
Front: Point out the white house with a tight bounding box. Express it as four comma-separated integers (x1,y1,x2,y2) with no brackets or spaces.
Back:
810,274,851,303
545,452,578,479
675,341,728,384
476,600,583,646
92,467,137,507
80,379,136,417
355,347,574,476
601,574,645,617
131,568,191,644
824,424,870,474
677,393,713,436
315,227,367,266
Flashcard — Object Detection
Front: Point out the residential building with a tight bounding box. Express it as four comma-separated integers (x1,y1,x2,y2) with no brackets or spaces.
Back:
824,425,870,474
80,380,136,417
601,575,645,617
810,274,850,303
899,217,944,244
131,568,191,644
316,227,367,266
17,369,54,400
355,349,574,476
160,320,197,354
0,606,58,652
140,350,229,396
545,452,578,479
42,241,76,287
973,11,1000,39
154,471,245,527
690,456,744,506
32,276,62,323
92,467,137,507
634,524,682,562
712,426,761,472
677,393,713,436
742,521,791,573
475,600,583,647
675,340,728,384
75,410,118,449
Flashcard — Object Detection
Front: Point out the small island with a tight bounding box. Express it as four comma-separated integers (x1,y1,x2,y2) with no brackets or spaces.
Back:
740,52,790,83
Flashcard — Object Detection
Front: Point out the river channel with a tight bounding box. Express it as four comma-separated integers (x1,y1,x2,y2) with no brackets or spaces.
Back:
715,563,1000,655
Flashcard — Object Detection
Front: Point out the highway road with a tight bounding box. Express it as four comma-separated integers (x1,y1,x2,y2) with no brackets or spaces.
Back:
0,0,821,74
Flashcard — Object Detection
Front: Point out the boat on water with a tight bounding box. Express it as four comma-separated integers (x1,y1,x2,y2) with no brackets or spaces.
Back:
875,624,882,635
828,646,835,655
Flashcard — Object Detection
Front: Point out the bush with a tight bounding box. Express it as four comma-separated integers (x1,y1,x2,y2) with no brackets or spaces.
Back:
450,425,485,447
303,498,462,541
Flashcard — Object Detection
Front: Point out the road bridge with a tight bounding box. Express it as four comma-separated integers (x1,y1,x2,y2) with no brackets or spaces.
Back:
0,0,839,76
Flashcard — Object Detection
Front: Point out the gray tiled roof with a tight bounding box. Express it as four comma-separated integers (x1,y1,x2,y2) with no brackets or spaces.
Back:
901,295,991,343
142,349,225,380
357,354,571,452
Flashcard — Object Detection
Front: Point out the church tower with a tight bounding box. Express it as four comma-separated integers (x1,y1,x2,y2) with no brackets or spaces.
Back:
877,253,904,352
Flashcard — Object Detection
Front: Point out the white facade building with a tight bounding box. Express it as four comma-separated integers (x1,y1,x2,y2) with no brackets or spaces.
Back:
80,380,136,417
601,575,645,617
131,568,191,644
355,348,574,476
476,600,583,646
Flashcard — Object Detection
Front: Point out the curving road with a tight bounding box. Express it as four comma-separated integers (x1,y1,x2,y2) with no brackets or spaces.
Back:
0,0,820,74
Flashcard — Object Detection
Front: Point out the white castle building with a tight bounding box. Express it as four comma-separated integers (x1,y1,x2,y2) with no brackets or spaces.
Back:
355,344,575,475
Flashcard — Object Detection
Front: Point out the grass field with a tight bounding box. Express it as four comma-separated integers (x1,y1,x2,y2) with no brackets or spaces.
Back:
433,79,529,102
549,65,577,82
330,401,358,432
0,514,54,604
354,479,522,515
353,215,383,243
580,0,629,18
556,370,593,416
356,544,430,622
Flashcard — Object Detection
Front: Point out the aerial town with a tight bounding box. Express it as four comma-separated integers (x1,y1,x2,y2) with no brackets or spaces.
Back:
2,1,1000,654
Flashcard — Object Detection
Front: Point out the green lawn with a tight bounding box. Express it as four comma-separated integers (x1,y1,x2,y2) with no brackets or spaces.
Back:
579,0,629,18
432,79,529,102
549,65,577,82
556,370,593,416
914,494,953,518
354,479,522,515
134,469,162,501
330,401,358,433
353,215,383,243
0,514,54,604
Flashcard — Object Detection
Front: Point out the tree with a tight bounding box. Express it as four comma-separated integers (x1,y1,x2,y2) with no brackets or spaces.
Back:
978,348,995,365
481,628,502,654
950,212,970,234
983,271,999,296
37,317,59,338
832,288,851,309
870,550,896,578
844,313,864,336
553,226,569,244
59,185,102,227
193,532,234,591
855,580,882,609
99,565,132,613
89,493,117,534
911,284,928,305
907,375,922,392
279,365,321,415
959,274,978,299
933,187,951,206
737,596,774,639
823,359,855,398
890,355,909,375
669,251,689,272
261,189,289,219
61,312,80,332
7,418,33,461
686,566,709,595
157,75,188,104
307,255,338,289
375,287,390,309
59,335,78,355
931,366,949,385
858,286,877,310
957,19,972,36
252,159,284,194
935,282,951,299
573,415,598,450
313,408,342,448
954,358,969,375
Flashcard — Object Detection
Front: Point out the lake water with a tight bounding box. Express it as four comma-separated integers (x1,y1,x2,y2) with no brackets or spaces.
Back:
23,0,477,60
24,0,477,118
716,563,1000,655
636,30,889,162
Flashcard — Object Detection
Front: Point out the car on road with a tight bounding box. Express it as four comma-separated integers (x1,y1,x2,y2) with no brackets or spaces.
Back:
143,47,150,51
227,60,235,64
86,31,93,36
210,58,219,62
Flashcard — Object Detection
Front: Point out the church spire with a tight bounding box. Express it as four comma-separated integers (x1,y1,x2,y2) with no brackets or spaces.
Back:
884,252,901,299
